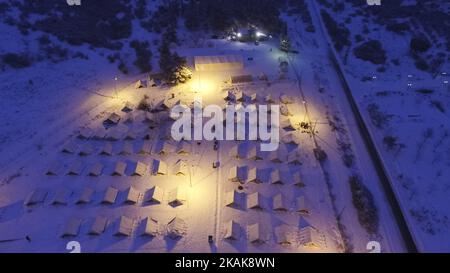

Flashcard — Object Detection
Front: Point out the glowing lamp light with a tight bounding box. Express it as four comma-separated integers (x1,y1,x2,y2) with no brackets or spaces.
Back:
237,32,242,38
256,31,266,38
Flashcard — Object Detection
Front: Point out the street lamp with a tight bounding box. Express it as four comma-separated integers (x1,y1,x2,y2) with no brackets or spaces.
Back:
114,76,118,98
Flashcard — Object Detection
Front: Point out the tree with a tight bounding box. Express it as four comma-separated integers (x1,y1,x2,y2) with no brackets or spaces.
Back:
280,37,291,52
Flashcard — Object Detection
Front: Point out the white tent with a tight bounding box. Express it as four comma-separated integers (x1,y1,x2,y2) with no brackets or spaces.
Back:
142,217,159,237
89,162,103,177
106,112,121,124
61,141,78,154
135,79,147,89
228,166,246,183
79,143,94,156
247,146,263,160
25,188,48,206
281,133,300,145
156,141,172,155
176,141,191,155
224,220,239,240
166,217,187,239
248,223,263,244
152,159,168,175
66,160,83,176
272,193,287,211
78,127,93,139
76,187,94,204
89,216,107,235
125,128,137,140
293,172,305,187
194,55,243,72
133,161,148,176
122,101,135,112
51,188,71,205
61,218,82,237
269,170,284,185
247,167,257,183
280,94,294,104
99,142,113,156
119,141,134,155
125,186,141,204
168,187,187,206
114,216,134,236
228,145,239,158
274,224,291,245
93,128,107,139
269,150,286,163
145,186,164,203
138,140,152,155
45,161,60,175
287,151,302,165
224,190,239,207
106,128,124,141
247,192,262,209
280,104,292,116
281,118,298,131
112,161,127,176
296,196,311,215
102,187,119,204
173,160,188,176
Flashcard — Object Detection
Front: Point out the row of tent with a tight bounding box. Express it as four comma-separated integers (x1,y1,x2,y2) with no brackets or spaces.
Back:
224,191,310,214
61,215,185,239
228,166,305,186
228,142,302,163
62,140,191,157
46,159,188,177
25,185,187,207
222,88,295,105
224,218,323,247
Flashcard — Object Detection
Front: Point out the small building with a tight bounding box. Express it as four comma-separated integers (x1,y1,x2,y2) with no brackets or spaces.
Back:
61,141,78,154
79,143,94,156
269,170,284,185
78,127,93,139
106,112,121,124
194,55,243,72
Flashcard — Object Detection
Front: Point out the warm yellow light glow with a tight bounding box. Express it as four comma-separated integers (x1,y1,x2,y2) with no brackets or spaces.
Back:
190,77,215,95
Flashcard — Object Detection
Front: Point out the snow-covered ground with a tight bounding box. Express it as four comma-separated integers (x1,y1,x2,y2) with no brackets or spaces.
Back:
1,0,437,253
315,0,450,252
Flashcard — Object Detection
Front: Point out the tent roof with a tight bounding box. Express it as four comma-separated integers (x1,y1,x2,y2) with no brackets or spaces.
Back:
195,55,243,65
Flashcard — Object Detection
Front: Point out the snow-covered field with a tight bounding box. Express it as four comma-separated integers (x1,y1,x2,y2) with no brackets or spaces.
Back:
315,0,450,252
2,0,444,253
